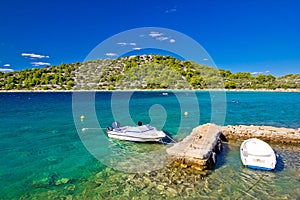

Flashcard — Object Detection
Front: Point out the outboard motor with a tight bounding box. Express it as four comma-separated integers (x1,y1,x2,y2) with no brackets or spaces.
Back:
112,121,120,129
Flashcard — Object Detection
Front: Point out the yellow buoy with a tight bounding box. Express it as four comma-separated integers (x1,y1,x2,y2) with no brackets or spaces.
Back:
80,115,85,121
184,111,188,116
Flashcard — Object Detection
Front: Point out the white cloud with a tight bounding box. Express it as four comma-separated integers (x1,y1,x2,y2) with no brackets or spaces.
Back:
0,68,14,73
117,42,127,46
133,47,141,50
21,53,50,59
202,58,208,61
156,36,169,41
165,8,177,13
251,72,262,75
149,32,176,43
31,62,50,66
117,42,136,46
106,53,118,57
3,63,11,67
251,70,270,75
149,31,163,37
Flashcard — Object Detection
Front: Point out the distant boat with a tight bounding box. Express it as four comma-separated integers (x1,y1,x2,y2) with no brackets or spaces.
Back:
106,121,166,142
240,138,277,171
162,92,168,96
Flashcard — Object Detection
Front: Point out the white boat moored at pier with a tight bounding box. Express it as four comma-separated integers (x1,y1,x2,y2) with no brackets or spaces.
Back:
240,138,277,171
106,121,166,142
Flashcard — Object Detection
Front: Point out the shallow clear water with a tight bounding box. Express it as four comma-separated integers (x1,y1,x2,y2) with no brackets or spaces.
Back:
0,91,299,199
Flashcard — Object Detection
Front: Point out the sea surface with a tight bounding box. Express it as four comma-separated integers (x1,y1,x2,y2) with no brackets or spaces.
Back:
0,91,299,199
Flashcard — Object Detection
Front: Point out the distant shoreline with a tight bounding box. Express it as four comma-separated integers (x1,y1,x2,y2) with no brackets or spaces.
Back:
1,88,300,93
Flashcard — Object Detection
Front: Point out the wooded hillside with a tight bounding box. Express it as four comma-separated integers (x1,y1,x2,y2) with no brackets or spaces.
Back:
0,55,299,90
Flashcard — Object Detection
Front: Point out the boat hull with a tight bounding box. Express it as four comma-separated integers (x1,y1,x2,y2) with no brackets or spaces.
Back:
107,125,166,142
245,165,274,171
107,132,164,142
240,138,276,171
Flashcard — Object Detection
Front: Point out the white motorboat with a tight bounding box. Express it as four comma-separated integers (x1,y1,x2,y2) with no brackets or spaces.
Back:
240,138,277,171
106,121,166,142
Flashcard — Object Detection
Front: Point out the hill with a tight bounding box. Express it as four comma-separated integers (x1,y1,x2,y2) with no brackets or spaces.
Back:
0,55,299,90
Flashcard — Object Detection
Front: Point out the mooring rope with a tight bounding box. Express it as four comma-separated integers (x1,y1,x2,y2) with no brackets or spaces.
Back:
159,134,177,144
81,127,106,131
166,134,177,143
235,173,266,200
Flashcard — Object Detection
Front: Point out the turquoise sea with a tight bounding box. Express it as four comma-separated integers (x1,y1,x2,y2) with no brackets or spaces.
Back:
0,91,299,199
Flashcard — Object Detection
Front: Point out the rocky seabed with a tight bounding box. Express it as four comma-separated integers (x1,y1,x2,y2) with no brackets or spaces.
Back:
21,124,300,199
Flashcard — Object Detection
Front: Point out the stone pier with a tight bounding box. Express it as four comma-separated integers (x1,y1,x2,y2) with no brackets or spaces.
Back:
166,124,222,171
166,123,300,171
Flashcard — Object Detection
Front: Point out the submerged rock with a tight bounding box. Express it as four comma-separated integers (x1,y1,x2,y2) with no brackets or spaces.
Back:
65,184,76,192
166,187,178,197
157,184,165,191
55,178,70,186
32,177,49,188
46,156,57,162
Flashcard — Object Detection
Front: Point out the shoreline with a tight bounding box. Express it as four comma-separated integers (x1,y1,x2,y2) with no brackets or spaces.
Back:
1,88,300,93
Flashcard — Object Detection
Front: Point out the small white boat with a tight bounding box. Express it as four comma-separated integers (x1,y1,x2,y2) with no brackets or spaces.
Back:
240,138,276,171
106,121,166,142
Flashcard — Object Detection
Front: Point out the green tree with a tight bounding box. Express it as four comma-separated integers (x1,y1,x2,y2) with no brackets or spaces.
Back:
66,80,74,90
190,76,204,88
108,85,114,90
225,81,236,89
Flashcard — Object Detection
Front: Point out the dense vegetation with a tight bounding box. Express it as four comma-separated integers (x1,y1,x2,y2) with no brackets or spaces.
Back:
0,63,77,90
0,55,299,90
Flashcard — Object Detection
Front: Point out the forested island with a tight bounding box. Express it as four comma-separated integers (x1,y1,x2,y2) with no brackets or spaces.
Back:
0,55,299,91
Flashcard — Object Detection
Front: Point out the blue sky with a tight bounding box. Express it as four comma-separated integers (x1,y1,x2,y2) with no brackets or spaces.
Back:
0,0,299,76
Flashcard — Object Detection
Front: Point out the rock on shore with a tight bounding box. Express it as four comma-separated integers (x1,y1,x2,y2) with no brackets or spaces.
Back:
221,125,300,144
